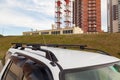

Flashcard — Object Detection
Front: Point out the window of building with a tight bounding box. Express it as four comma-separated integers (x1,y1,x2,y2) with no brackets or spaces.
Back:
113,5,118,20
41,32,49,35
63,30,73,34
93,21,96,24
93,24,97,27
118,0,120,4
88,27,97,32
32,32,39,35
88,25,91,27
51,31,60,35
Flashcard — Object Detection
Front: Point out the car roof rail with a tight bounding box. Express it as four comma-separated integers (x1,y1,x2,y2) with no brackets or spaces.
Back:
80,47,110,55
11,43,87,48
11,43,58,66
11,43,110,57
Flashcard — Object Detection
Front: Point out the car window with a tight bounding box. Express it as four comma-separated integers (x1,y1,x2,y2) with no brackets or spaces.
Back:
22,60,53,80
2,55,53,80
3,62,23,80
5,51,12,63
113,63,120,72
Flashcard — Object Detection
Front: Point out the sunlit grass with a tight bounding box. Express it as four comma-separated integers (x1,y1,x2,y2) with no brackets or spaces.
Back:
0,33,120,59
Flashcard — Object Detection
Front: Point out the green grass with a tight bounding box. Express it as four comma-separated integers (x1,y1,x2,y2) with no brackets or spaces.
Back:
0,33,120,59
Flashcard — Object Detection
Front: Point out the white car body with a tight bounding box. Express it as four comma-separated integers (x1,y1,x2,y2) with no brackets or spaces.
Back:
0,44,120,80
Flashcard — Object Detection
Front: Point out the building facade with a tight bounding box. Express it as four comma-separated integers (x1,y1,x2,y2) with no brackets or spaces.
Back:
73,0,101,33
107,0,120,33
23,27,83,36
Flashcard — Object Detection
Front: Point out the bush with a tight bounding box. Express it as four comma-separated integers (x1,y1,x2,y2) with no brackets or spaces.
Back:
0,34,3,37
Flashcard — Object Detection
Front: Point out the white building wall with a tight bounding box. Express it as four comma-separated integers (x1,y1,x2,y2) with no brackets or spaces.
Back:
112,0,119,32
23,27,84,35
107,0,120,32
118,0,120,32
113,21,119,32
73,27,83,34
112,0,118,4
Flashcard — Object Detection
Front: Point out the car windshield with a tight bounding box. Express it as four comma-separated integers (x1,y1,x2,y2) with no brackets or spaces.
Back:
63,62,120,80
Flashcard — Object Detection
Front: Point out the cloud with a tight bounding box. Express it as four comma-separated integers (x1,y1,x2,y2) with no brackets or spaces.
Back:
0,0,54,30
0,0,108,32
5,0,54,17
0,9,53,29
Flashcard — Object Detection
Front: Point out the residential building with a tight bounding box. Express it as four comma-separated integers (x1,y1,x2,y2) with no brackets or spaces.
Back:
107,0,120,32
73,0,101,33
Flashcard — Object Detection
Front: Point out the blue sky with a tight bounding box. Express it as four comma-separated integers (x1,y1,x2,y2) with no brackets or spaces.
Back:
0,0,107,35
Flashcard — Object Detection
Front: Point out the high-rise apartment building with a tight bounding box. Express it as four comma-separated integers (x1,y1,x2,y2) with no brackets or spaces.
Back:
107,0,120,32
73,0,101,33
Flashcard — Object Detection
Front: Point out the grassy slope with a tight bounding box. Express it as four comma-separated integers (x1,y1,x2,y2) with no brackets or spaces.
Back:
0,33,120,59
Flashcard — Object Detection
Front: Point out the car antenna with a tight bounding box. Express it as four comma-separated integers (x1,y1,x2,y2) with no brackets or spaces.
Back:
41,34,57,66
42,34,47,46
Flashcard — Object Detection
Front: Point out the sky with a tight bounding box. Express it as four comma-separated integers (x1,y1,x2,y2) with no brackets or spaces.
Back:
0,0,107,35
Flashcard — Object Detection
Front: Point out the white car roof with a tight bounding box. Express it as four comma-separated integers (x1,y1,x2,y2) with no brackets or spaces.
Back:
41,46,120,69
9,46,120,70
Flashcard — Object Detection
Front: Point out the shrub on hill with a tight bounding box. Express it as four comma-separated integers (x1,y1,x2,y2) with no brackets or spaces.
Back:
0,34,3,37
